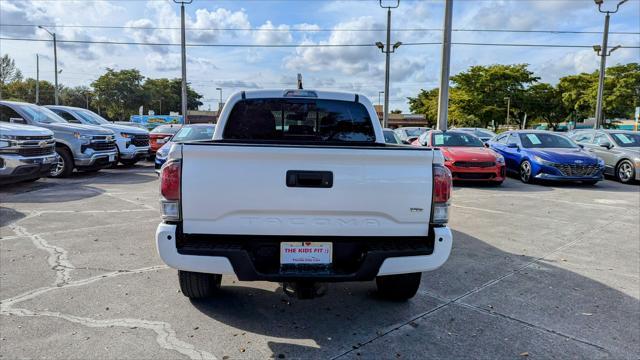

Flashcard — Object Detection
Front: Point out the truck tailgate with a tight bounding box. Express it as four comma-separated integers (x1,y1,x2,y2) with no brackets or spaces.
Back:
181,143,433,237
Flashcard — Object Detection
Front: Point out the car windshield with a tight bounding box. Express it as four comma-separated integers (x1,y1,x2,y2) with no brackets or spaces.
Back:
224,99,375,143
433,132,484,147
17,104,66,124
404,128,425,137
519,133,577,148
610,133,640,147
151,125,181,134
74,109,109,125
172,125,216,142
383,130,400,144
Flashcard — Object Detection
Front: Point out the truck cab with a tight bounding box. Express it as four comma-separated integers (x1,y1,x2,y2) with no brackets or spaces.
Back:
0,101,118,177
156,90,453,301
0,122,58,184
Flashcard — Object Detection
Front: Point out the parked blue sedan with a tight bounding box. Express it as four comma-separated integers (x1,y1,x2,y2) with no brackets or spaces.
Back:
487,130,605,184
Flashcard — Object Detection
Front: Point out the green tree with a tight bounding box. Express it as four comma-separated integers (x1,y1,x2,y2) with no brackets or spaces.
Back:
390,109,402,114
91,68,146,121
407,88,439,127
0,54,23,86
2,78,56,105
558,72,597,121
602,63,640,119
522,83,568,130
450,64,539,128
143,78,202,114
60,86,93,109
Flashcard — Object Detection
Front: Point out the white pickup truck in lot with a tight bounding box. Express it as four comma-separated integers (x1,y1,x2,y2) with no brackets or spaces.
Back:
156,89,453,300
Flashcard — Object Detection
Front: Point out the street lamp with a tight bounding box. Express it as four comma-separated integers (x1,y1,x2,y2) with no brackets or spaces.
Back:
38,25,59,105
173,0,193,123
504,97,511,126
378,91,384,107
378,0,400,129
593,0,628,129
215,87,223,112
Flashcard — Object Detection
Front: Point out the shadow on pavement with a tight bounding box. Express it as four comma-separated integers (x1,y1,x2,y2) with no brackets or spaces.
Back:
188,230,639,359
0,207,26,227
0,181,104,203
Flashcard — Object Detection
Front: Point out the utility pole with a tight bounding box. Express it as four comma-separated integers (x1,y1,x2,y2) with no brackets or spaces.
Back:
216,87,223,112
39,26,59,105
378,91,384,107
593,0,627,129
174,0,192,124
36,54,40,105
504,96,511,126
436,0,453,131
378,0,400,129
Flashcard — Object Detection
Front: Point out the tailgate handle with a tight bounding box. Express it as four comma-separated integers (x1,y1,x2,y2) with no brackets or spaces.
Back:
286,170,333,188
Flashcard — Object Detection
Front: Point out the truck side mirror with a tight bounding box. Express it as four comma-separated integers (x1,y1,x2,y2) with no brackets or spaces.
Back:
506,143,519,149
9,117,26,124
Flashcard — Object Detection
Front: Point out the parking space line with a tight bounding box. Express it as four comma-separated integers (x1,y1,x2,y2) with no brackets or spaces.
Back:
332,220,617,359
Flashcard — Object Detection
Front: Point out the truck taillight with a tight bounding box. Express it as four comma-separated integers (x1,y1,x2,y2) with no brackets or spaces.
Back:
431,164,452,225
160,160,181,221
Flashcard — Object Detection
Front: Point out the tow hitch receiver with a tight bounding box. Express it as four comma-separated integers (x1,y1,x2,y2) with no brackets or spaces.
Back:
283,282,328,299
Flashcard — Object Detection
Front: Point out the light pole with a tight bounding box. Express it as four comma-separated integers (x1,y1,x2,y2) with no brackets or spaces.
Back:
378,0,400,129
436,0,453,131
38,26,59,105
593,0,627,129
216,87,223,112
378,91,384,107
174,0,192,123
35,54,40,105
154,99,163,114
504,97,511,126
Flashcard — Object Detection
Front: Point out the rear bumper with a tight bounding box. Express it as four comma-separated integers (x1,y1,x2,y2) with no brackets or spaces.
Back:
155,223,452,281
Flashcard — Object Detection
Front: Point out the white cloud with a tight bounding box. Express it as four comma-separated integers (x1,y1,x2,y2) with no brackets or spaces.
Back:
253,21,292,45
145,52,218,72
284,16,382,75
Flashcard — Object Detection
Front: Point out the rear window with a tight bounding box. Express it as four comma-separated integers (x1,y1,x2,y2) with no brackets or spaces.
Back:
223,99,375,143
151,125,181,134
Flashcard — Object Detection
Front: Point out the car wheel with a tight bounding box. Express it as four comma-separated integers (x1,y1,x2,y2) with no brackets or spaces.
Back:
616,160,635,184
376,272,421,301
49,148,74,178
519,160,534,184
178,270,221,299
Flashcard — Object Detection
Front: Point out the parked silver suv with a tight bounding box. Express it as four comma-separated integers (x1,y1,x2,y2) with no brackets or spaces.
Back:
0,101,118,178
47,106,150,166
569,129,640,183
0,122,58,184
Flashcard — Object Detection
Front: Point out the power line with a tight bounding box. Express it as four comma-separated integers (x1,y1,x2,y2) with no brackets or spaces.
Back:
2,36,639,49
1,23,638,35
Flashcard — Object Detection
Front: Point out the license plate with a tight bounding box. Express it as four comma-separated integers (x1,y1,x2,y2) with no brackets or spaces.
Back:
280,242,332,265
108,154,115,162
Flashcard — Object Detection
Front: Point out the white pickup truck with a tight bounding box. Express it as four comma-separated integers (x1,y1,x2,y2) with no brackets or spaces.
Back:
156,89,452,301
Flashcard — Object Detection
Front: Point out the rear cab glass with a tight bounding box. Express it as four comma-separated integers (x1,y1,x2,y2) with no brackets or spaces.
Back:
223,99,376,144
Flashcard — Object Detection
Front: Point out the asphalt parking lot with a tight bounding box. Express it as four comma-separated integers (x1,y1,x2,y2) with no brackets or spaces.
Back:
1,162,638,360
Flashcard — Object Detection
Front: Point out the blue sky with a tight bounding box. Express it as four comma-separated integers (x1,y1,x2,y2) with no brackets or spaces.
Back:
1,0,639,112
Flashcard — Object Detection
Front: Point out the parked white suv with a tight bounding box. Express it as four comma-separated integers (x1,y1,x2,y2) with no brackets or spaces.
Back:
156,90,453,301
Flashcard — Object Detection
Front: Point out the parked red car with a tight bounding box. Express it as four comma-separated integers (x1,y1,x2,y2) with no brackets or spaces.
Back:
149,124,182,158
415,130,506,184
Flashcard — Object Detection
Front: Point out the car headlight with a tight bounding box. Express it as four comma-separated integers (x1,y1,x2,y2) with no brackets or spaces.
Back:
0,140,10,148
120,132,135,138
533,155,554,165
0,134,17,140
73,132,92,144
443,155,452,162
495,155,505,164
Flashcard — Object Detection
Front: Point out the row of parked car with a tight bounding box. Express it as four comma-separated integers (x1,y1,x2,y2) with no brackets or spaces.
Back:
384,126,639,185
0,101,151,184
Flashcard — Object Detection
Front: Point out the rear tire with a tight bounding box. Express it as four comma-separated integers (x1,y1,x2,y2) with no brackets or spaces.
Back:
49,147,74,178
178,270,221,299
376,272,422,301
616,160,636,184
